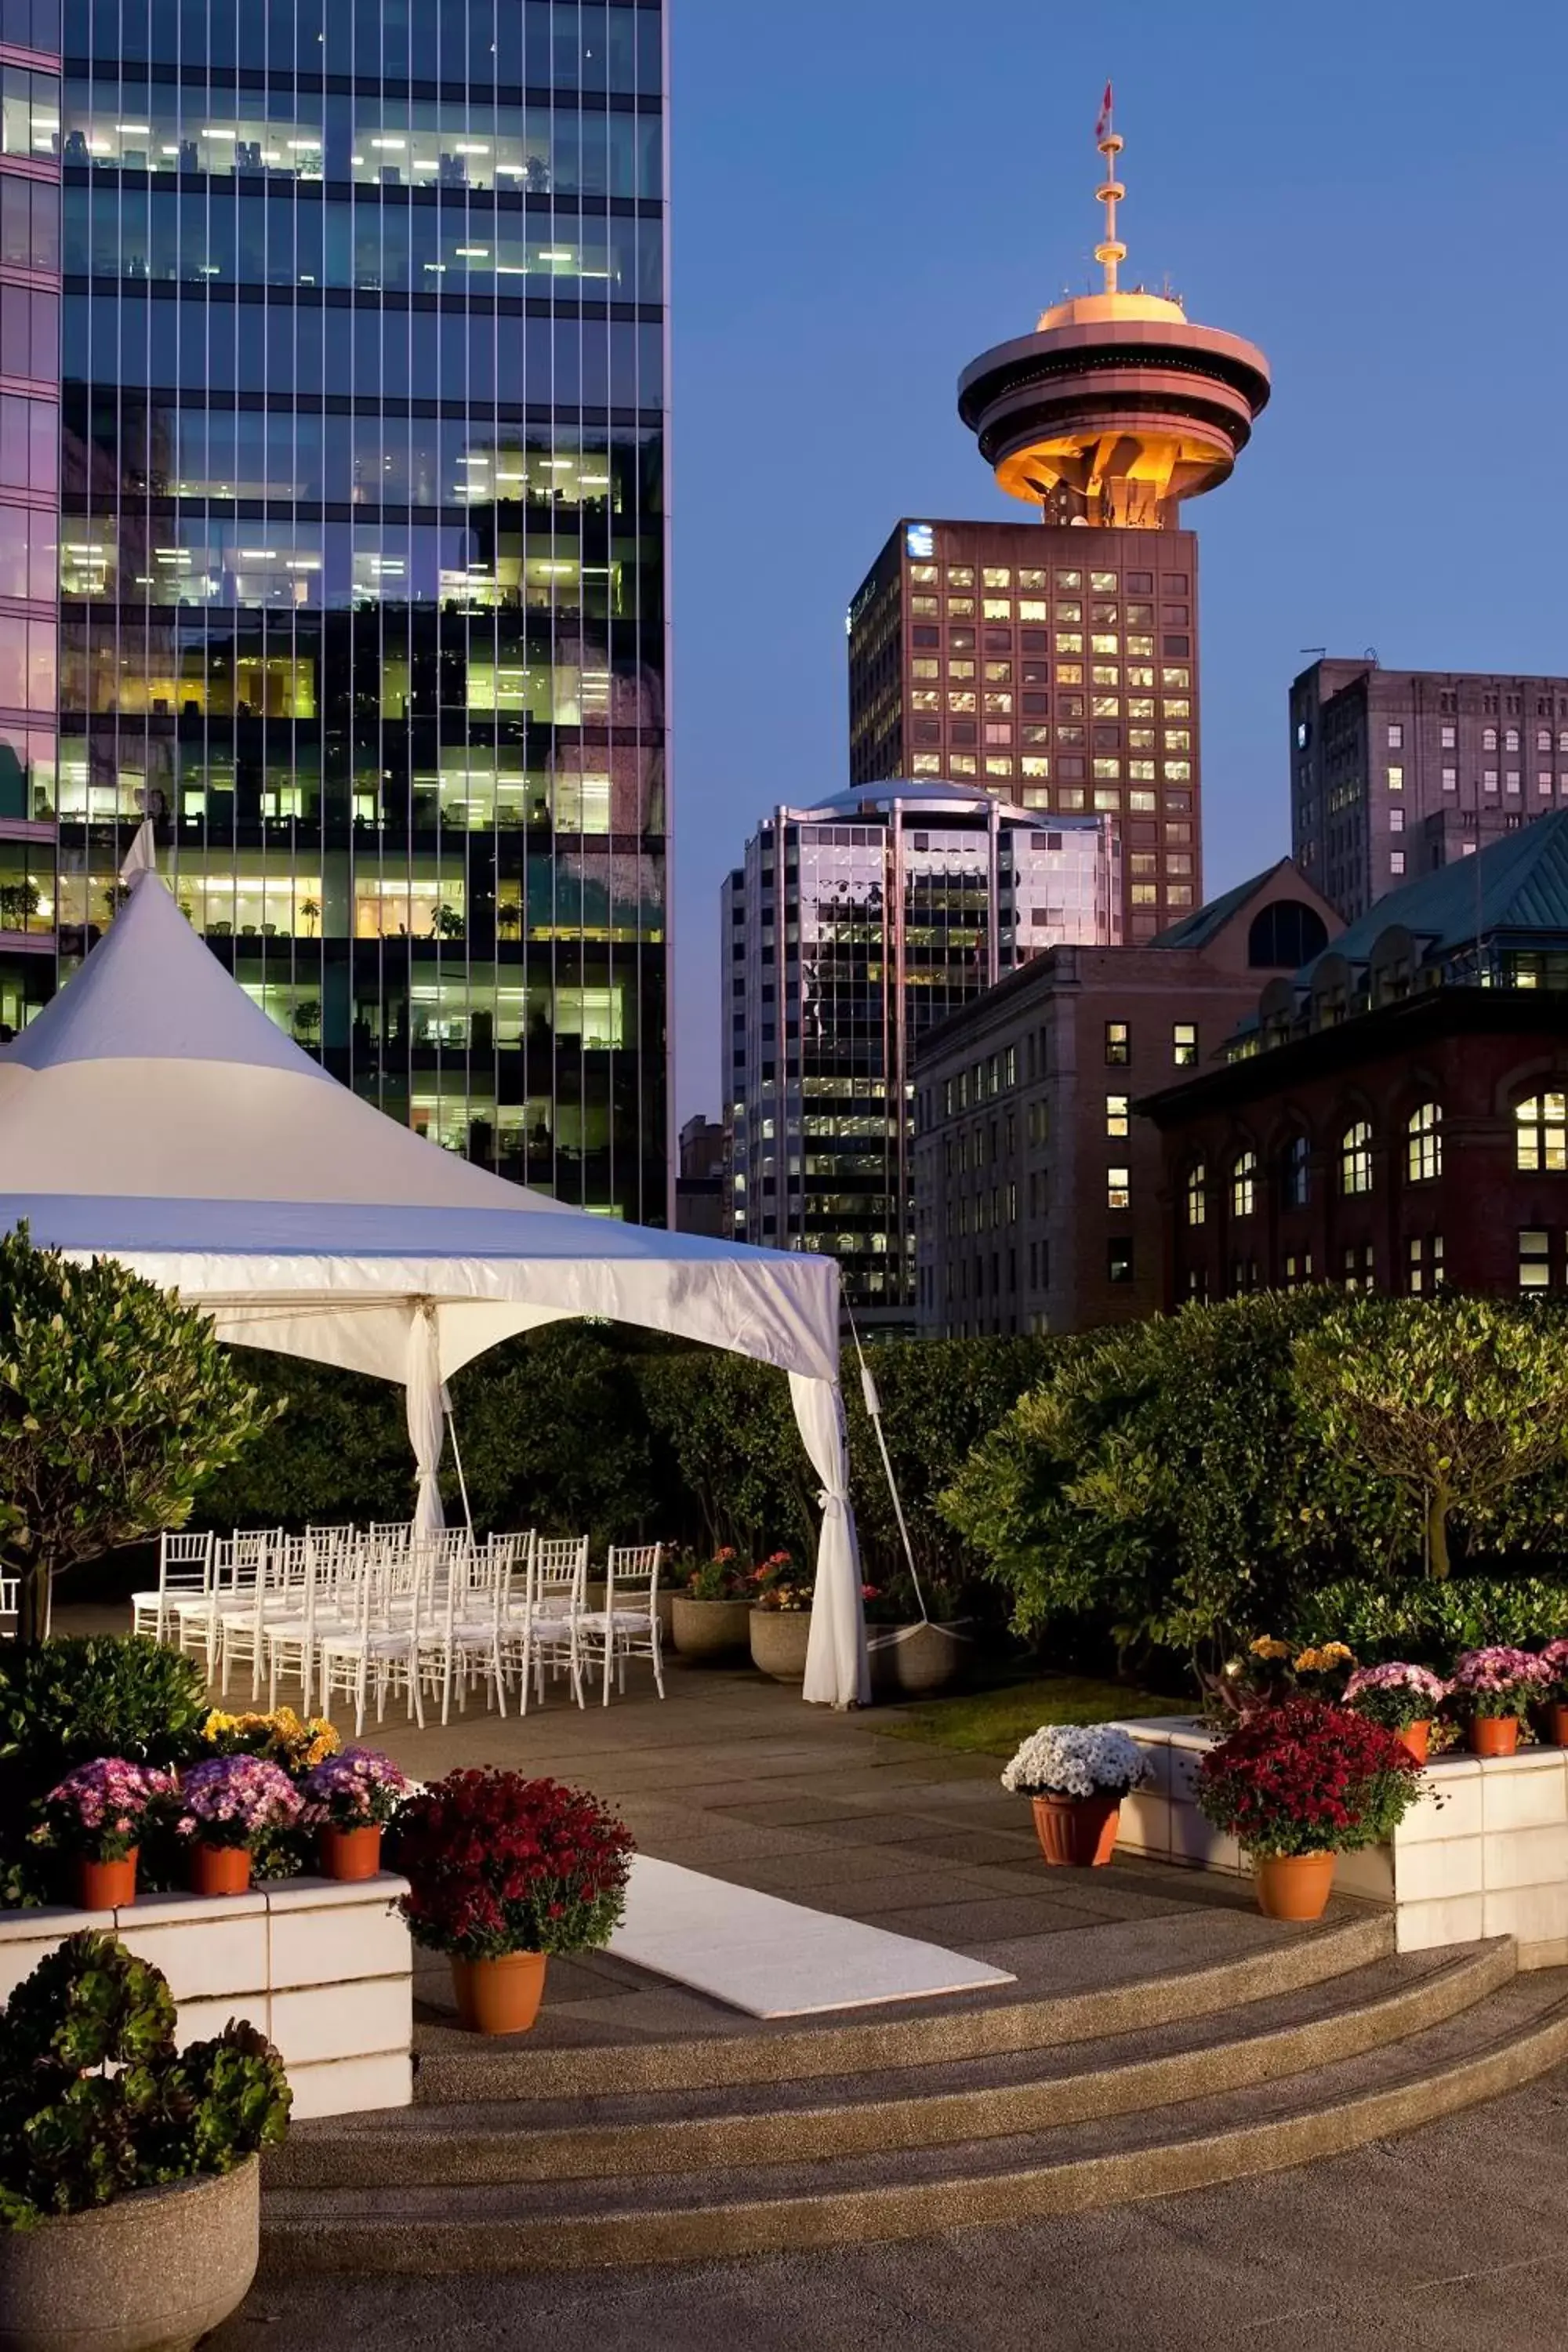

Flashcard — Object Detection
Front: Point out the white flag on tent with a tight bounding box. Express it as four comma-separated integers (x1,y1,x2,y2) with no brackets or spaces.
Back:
118,820,157,883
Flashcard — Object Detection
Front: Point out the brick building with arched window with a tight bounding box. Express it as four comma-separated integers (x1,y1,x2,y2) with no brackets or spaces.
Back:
1142,814,1568,1301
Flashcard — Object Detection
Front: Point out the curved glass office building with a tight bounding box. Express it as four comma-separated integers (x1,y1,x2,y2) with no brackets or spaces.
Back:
53,0,669,1218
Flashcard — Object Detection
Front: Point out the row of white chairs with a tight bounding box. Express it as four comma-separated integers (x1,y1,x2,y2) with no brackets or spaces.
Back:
132,1524,664,1736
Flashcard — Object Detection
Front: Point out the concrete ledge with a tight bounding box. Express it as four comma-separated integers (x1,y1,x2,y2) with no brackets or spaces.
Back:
1112,1720,1568,1962
0,1875,413,2120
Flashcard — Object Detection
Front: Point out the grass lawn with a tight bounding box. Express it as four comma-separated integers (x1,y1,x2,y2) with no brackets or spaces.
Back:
880,1673,1192,1759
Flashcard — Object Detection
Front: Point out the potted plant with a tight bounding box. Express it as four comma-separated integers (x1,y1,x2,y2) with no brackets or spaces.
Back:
748,1551,814,1682
865,1573,976,1700
30,1758,176,1910
1213,1636,1357,1718
0,1929,289,2352
1342,1662,1451,1763
1196,1696,1425,1922
173,1754,303,1895
670,1548,753,1661
301,1746,410,1882
1450,1646,1553,1757
1537,1641,1568,1748
1000,1725,1149,1866
391,1769,634,2036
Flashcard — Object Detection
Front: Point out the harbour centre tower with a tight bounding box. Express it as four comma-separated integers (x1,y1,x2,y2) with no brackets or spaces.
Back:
51,0,670,1218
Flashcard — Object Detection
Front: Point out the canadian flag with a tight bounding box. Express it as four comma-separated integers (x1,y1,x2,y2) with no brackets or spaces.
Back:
1095,82,1114,141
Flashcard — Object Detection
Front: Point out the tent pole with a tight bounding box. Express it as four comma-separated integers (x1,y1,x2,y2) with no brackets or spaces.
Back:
446,1406,475,1541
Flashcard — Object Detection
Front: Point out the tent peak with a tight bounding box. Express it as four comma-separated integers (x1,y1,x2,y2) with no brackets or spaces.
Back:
3,874,336,1080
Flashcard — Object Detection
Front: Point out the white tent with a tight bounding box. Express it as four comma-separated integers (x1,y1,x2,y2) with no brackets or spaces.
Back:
0,877,870,1706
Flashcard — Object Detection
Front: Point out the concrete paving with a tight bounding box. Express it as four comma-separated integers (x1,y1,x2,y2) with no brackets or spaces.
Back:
212,2066,1568,2350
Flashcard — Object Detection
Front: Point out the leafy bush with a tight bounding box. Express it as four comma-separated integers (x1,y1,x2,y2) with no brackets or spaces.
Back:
1290,1574,1568,1665
1196,1698,1425,1858
1295,1295,1568,1577
392,1769,634,1960
0,1929,290,2227
0,1229,279,1642
942,1294,1406,1668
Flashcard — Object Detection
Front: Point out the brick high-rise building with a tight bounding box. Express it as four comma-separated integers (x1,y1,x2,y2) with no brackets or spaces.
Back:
1290,659,1568,921
848,515,1203,946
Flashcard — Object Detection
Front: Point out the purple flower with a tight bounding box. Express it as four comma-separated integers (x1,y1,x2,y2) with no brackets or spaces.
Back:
301,1747,410,1830
176,1755,301,1848
38,1759,175,1857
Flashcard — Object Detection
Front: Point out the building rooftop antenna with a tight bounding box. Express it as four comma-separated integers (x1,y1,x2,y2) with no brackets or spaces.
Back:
1094,81,1126,294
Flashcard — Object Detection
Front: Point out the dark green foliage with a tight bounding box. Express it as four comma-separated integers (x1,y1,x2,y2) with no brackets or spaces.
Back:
1290,1574,1568,1666
941,1294,1408,1668
0,1229,279,1642
192,1327,1056,1603
0,1636,209,1905
0,1931,289,2229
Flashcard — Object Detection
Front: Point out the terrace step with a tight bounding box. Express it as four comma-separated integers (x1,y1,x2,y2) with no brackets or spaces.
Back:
407,1906,1396,2104
260,1942,1568,2271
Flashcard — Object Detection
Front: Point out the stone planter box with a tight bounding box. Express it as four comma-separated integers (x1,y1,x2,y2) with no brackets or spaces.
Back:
868,1620,975,1700
1112,1716,1568,1965
0,2152,257,2352
671,1595,753,1661
750,1607,811,1682
0,1875,414,2121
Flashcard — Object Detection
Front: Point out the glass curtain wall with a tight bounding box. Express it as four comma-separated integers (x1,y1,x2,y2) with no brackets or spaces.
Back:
56,0,669,1216
0,0,60,1035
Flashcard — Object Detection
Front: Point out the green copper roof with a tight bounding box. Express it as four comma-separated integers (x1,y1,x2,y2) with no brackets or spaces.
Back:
1149,860,1296,951
1295,809,1568,982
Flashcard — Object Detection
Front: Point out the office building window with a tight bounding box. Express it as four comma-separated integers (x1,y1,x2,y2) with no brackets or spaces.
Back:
1283,1133,1310,1209
1341,1120,1373,1196
1104,1020,1130,1066
1517,1094,1568,1173
1406,1102,1442,1182
1172,1022,1197,1067
1105,1093,1129,1138
1231,1149,1257,1218
1520,1229,1553,1291
1107,1237,1133,1283
1185,1160,1207,1227
1107,1166,1130,1210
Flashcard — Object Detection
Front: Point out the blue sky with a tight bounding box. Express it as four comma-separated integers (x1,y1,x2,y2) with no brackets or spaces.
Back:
669,0,1568,1120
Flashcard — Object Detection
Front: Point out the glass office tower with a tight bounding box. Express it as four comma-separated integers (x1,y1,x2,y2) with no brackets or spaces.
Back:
0,0,60,1036
55,0,669,1219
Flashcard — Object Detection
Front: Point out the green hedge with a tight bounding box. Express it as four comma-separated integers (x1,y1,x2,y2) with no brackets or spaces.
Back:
191,1329,1059,1607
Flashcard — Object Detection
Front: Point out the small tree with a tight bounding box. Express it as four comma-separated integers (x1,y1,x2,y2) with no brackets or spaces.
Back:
1294,1295,1568,1580
0,1230,280,1644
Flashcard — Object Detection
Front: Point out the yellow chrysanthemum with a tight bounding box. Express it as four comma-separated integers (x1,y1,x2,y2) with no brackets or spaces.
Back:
1249,1637,1291,1661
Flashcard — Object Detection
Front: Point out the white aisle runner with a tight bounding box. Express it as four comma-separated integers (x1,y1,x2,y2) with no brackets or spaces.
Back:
608,1855,1016,2019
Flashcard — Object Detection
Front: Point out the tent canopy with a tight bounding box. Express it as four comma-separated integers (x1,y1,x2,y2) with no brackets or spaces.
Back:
0,877,869,1704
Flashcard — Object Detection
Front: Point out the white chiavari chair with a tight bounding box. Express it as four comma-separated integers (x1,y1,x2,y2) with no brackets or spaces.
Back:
509,1534,587,1711
318,1539,426,1738
131,1530,214,1645
579,1544,665,1706
220,1531,301,1698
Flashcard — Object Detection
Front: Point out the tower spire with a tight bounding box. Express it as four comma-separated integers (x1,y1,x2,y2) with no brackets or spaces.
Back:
1094,81,1126,295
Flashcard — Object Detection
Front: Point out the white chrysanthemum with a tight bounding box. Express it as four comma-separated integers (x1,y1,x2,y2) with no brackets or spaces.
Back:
1000,1723,1149,1799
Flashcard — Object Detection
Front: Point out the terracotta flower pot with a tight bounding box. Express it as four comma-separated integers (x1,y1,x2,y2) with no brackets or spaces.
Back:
75,1849,138,1910
1469,1713,1520,1759
1398,1719,1432,1765
450,1950,547,2035
671,1595,753,1661
189,1842,252,1897
1029,1791,1122,1867
318,1823,382,1882
1252,1851,1336,1921
1544,1701,1568,1748
749,1606,811,1683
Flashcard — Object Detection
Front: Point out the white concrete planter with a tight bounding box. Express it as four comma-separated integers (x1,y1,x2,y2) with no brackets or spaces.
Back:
1112,1717,1568,1965
0,1875,414,2120
0,2154,257,2352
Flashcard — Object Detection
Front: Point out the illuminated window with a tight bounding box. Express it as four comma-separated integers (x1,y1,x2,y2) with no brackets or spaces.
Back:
1055,632,1083,655
1387,764,1404,791
1516,1094,1568,1172
909,562,938,585
1129,789,1156,811
1340,1120,1373,1196
1054,570,1082,590
1018,568,1046,591
1231,1149,1257,1217
1131,882,1158,905
1406,1102,1441,1181
947,691,976,713
1387,723,1403,750
1104,1020,1130,1066
1107,1166,1130,1210
1108,1236,1134,1283
1185,1161,1207,1226
1105,1093,1129,1137
1091,633,1120,656
984,691,1014,714
947,597,975,619
1018,600,1047,621
1520,1229,1552,1290
1408,1233,1443,1295
912,657,939,680
1173,1023,1197,1067
1161,666,1190,691
1442,767,1457,791
1389,851,1405,876
1090,571,1117,592
947,565,975,588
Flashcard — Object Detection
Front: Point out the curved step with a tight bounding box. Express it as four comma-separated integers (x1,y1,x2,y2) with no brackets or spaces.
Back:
270,1942,1512,2188
411,1908,1395,2103
260,1969,1568,2273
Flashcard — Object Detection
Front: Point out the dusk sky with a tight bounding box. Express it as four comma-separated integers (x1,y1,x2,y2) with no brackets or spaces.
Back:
669,0,1567,1123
